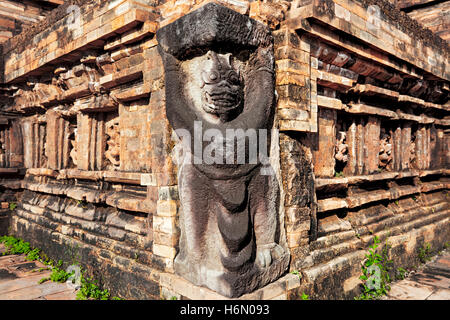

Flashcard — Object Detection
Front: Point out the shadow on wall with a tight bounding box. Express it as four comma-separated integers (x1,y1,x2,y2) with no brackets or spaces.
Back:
0,44,3,84
0,187,14,235
0,210,10,235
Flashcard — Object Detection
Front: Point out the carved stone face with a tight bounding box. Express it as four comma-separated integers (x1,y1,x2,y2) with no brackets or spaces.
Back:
200,51,243,120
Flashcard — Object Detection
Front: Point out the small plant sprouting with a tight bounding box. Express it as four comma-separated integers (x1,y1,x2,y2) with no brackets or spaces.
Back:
64,243,81,266
9,202,17,211
26,248,41,261
354,236,393,300
290,270,302,280
38,260,74,285
394,200,399,206
418,243,433,263
170,296,178,300
395,267,407,280
76,271,110,300
0,236,32,256
52,261,74,283
300,293,310,300
76,199,88,209
335,171,344,178
39,277,50,284
33,267,50,273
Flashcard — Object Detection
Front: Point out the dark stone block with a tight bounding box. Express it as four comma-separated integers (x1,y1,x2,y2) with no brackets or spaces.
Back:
0,44,3,84
0,210,10,235
0,269,17,281
157,2,272,60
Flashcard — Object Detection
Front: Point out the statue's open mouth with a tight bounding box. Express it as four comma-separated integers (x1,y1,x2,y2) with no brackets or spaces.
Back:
203,90,241,114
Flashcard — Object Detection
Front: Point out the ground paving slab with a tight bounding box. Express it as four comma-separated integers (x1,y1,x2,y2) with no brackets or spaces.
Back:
0,243,77,300
385,251,450,300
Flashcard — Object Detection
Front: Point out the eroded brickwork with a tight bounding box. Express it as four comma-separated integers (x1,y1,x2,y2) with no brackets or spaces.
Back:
391,0,450,42
0,0,63,43
0,0,448,300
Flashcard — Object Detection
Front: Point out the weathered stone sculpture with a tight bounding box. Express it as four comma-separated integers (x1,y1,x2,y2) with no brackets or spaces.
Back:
105,117,120,170
335,131,348,164
379,129,392,170
157,3,289,297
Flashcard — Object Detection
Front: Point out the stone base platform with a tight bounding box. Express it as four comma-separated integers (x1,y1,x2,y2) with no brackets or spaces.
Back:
160,272,302,300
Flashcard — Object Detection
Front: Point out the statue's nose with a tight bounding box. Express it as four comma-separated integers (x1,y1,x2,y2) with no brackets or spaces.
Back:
218,80,231,88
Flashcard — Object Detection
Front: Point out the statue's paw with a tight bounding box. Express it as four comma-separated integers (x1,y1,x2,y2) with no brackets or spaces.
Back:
272,243,285,260
256,243,286,268
256,247,272,268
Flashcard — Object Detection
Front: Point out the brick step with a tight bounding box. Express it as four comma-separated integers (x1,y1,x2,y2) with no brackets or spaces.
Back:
421,191,448,206
13,209,153,265
349,206,398,228
351,197,447,231
301,249,365,295
16,203,150,244
306,208,449,267
390,197,426,214
12,215,164,284
21,181,149,213
308,238,363,267
313,197,448,251
357,203,449,238
360,210,450,245
302,217,450,296
310,230,358,251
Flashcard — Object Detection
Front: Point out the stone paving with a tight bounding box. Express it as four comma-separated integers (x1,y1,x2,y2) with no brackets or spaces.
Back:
384,250,450,300
0,243,77,300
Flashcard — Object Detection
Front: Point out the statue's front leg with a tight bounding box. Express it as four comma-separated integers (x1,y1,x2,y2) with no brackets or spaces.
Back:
175,163,210,268
249,169,285,269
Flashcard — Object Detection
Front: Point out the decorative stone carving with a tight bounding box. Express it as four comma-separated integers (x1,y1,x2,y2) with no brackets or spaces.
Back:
157,3,289,298
379,129,392,169
335,131,348,164
68,125,77,168
105,116,120,170
0,129,6,167
13,82,63,111
21,118,47,168
58,63,100,90
199,51,243,122
409,133,416,166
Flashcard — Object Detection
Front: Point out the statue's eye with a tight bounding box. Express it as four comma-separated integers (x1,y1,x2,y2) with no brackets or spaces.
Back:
202,70,219,84
227,71,239,84
208,71,219,82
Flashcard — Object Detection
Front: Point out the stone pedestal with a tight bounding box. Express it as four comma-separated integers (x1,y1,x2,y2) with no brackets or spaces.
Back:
160,272,302,300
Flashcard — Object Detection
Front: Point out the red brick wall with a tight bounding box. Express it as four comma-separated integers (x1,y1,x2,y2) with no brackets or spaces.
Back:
0,0,62,43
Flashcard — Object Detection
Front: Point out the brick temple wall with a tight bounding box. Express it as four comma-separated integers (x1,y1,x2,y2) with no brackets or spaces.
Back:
390,0,450,42
0,0,63,43
0,0,448,300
